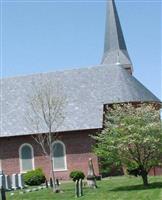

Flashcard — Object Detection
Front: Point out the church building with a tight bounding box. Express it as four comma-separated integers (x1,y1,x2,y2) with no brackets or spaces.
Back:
0,0,161,180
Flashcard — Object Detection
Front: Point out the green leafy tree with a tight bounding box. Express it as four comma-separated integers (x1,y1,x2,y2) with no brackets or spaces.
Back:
92,103,162,186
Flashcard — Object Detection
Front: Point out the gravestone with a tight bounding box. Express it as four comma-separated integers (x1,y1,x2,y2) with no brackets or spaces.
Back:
45,179,48,188
49,178,53,188
4,175,11,190
11,174,18,190
75,180,79,198
0,175,5,190
87,158,97,188
55,179,60,193
78,179,83,197
18,174,24,189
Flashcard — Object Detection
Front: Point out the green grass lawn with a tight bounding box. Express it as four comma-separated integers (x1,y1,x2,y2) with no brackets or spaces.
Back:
7,176,162,200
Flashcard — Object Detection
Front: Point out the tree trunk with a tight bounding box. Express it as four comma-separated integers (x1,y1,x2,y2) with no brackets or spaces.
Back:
50,155,57,192
122,164,127,175
141,170,148,186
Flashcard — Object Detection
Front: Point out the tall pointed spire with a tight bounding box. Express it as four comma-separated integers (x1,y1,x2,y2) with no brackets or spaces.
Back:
102,0,133,72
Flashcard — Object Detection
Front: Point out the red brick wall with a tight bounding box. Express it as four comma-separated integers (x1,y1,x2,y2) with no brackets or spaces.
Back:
0,129,99,180
149,167,162,176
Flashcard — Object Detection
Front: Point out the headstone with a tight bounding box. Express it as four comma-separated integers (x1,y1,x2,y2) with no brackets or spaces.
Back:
56,179,59,186
18,174,24,189
4,175,11,190
11,174,18,190
0,175,3,189
0,175,5,190
75,180,79,198
87,158,97,188
78,179,83,197
55,179,60,193
49,177,53,188
45,179,48,188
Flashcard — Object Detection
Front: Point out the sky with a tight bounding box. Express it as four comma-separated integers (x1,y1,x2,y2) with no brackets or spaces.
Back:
0,0,161,100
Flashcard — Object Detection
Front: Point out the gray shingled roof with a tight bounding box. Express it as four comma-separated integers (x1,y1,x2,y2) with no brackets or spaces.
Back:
0,64,160,137
0,0,160,137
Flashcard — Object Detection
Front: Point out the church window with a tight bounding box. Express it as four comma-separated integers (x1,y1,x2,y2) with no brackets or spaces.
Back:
19,143,34,172
52,141,67,171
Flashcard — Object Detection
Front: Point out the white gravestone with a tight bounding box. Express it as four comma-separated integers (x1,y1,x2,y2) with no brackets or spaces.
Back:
5,175,11,190
11,174,18,190
18,174,24,189
0,174,5,189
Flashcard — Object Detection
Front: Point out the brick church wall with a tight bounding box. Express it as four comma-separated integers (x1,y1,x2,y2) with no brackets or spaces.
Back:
149,167,162,176
0,129,99,180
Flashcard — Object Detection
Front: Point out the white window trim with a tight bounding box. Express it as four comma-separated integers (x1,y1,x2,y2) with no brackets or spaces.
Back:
52,140,67,172
19,143,35,173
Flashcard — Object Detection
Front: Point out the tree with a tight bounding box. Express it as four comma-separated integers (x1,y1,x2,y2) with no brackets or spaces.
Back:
92,103,162,186
26,80,66,192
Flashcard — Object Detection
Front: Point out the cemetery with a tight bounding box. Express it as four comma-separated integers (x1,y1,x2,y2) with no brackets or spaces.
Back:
0,157,97,199
1,157,162,200
0,170,55,199
0,170,86,199
0,175,162,200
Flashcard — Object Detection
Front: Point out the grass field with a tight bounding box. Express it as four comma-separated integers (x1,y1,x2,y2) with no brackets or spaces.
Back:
7,176,162,200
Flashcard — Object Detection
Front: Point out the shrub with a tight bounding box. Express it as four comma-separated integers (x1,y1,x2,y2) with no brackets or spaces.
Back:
23,168,46,186
69,170,85,182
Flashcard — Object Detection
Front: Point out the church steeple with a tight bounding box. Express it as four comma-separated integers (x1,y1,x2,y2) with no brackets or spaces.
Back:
102,0,133,72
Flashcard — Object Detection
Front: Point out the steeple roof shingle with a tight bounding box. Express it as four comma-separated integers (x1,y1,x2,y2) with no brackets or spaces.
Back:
102,0,133,71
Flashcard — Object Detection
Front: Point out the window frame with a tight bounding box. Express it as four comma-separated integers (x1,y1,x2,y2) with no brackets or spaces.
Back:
19,143,35,173
52,140,67,172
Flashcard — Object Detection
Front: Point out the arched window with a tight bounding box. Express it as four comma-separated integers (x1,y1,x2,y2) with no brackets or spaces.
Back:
19,143,34,172
52,141,67,171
